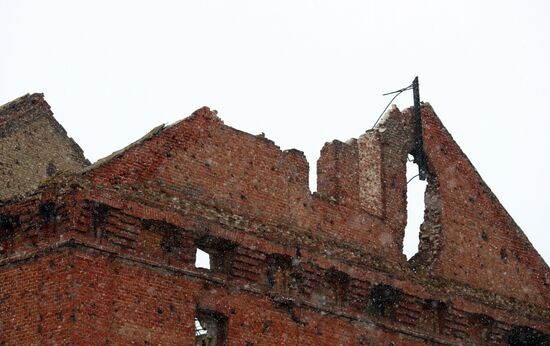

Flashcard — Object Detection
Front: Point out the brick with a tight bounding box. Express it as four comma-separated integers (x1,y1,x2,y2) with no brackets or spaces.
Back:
0,96,548,345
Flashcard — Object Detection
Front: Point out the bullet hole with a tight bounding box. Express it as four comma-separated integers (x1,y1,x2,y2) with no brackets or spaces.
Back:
157,308,163,315
39,202,56,219
481,230,488,241
240,194,247,200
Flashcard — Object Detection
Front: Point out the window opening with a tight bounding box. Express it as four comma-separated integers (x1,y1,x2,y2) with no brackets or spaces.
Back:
194,309,228,346
195,237,236,274
404,155,427,260
195,248,211,269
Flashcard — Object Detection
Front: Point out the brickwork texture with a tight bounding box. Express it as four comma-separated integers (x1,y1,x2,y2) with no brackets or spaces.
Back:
0,95,548,345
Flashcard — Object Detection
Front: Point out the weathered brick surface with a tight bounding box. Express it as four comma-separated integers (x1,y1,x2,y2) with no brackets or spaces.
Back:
0,250,74,344
0,94,88,201
0,96,548,345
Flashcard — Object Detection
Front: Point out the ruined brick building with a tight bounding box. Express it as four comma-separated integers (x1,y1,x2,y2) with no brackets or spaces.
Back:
0,93,548,345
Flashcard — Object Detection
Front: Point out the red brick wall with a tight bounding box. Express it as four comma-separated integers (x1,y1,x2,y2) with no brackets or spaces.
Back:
0,103,548,345
0,250,74,345
418,106,550,307
84,107,405,266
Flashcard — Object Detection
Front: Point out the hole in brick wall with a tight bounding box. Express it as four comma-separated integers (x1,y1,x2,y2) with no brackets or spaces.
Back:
39,202,57,219
404,155,427,260
367,283,401,317
195,309,228,346
195,248,211,270
481,230,489,241
507,326,549,346
0,214,19,231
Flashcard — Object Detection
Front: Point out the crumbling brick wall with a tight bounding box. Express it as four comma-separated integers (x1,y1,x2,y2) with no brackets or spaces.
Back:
0,96,548,345
0,94,88,201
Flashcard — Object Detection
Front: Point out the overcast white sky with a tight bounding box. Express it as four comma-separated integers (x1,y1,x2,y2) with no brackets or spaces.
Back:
1,1,549,264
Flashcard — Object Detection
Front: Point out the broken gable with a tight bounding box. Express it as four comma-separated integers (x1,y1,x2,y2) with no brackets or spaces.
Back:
81,102,548,309
83,106,311,221
317,103,549,308
0,95,548,344
413,105,549,308
82,107,407,265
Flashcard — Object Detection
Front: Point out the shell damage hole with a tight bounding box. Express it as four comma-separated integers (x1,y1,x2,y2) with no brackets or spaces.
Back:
404,155,427,260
